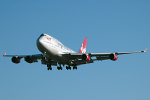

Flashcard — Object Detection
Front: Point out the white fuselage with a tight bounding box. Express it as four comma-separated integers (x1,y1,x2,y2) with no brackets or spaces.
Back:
36,34,76,63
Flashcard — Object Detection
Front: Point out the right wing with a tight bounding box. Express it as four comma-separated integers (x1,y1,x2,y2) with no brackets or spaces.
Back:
3,53,42,63
3,53,57,66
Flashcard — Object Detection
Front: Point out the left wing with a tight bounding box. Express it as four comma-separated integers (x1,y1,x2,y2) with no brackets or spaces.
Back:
62,48,147,65
89,48,147,61
90,48,147,56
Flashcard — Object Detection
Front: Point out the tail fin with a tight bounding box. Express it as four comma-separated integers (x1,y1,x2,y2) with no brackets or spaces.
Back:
79,37,87,53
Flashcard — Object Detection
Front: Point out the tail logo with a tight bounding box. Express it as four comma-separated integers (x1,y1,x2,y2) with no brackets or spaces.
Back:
79,37,87,53
80,44,86,53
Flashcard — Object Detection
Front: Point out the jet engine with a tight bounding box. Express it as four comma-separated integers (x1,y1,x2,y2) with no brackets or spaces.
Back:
109,53,118,61
11,57,20,64
82,54,90,61
25,56,33,63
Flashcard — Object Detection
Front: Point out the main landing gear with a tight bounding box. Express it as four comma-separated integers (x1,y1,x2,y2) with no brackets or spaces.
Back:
57,64,63,70
66,66,77,70
73,66,77,70
57,66,63,70
47,64,78,70
47,64,52,70
66,66,71,70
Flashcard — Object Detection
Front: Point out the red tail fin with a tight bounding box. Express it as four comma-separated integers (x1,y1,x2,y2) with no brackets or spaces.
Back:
79,37,87,53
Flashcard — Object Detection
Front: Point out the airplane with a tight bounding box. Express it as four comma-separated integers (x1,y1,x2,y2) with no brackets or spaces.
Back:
3,33,147,70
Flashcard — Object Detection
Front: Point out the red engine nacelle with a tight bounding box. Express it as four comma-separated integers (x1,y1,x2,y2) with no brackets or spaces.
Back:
11,57,20,64
25,56,34,63
109,53,118,61
82,54,90,62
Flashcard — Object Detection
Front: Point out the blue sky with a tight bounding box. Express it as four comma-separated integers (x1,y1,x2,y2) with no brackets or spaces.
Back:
0,0,150,100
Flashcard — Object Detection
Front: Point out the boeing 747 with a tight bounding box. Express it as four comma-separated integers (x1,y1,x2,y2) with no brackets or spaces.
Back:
3,33,147,70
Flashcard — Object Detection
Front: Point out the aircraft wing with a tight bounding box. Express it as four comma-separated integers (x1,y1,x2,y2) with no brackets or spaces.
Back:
89,49,147,61
62,49,147,65
90,49,147,56
3,53,43,63
3,53,58,66
3,53,42,58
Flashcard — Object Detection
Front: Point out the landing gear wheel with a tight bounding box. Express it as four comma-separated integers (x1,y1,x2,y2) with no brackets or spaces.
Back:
66,66,71,70
73,66,77,70
57,67,63,70
47,67,52,70
69,67,71,70
66,66,69,70
47,64,52,70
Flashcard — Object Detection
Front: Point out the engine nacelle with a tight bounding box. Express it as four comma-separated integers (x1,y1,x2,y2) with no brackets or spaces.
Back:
82,54,90,62
109,53,118,61
25,56,33,63
11,57,20,64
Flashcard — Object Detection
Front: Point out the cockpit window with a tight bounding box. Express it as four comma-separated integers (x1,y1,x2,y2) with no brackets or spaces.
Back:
40,34,46,37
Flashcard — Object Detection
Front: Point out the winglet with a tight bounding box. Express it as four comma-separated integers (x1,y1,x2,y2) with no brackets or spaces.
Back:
3,53,6,56
144,48,147,52
141,48,147,52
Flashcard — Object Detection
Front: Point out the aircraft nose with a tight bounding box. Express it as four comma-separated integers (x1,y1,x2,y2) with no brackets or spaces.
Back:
37,37,44,46
36,37,45,52
36,33,46,43
36,37,40,43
